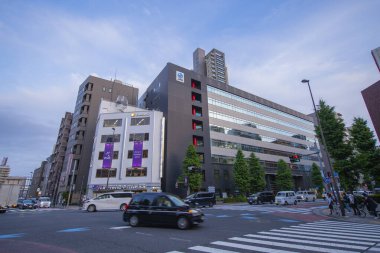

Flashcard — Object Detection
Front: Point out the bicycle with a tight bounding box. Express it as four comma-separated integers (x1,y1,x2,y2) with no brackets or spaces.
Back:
358,203,368,217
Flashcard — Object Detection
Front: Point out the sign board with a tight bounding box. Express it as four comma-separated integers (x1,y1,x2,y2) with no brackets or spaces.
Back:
208,186,215,193
323,177,331,184
132,141,143,167
176,71,184,83
102,142,114,169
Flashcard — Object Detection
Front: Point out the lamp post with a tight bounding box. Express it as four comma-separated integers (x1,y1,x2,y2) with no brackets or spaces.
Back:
105,127,116,191
301,79,345,216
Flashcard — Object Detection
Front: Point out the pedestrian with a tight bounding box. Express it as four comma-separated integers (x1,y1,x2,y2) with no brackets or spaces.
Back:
348,192,359,215
363,193,378,219
342,192,351,213
327,193,334,215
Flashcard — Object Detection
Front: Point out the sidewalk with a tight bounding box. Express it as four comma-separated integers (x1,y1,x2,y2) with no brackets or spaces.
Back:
312,206,380,225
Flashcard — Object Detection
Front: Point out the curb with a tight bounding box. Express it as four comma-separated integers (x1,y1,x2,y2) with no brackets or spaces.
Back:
312,206,380,225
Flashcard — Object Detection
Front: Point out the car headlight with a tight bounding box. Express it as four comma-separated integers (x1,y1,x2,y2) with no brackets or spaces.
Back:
188,209,199,214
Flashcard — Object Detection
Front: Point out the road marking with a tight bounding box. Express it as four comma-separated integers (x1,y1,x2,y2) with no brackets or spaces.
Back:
368,247,380,252
170,237,191,242
290,225,380,236
57,227,90,232
136,232,152,236
298,223,380,232
229,236,358,253
216,215,231,218
241,216,256,220
109,226,131,230
278,227,380,240
211,241,298,253
314,220,380,229
278,218,299,223
189,245,239,253
244,234,367,250
259,231,374,246
0,233,25,239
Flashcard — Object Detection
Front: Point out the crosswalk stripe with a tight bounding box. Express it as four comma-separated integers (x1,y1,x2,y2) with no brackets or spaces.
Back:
109,226,131,230
368,247,380,252
211,241,298,253
166,251,184,253
229,236,359,253
244,234,368,250
314,221,380,229
189,246,239,253
279,227,380,240
259,231,375,246
290,225,380,236
298,223,380,232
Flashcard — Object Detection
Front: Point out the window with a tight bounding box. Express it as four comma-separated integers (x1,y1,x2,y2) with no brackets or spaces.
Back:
96,168,116,178
126,167,147,177
98,151,119,160
191,92,202,102
129,133,149,141
131,117,150,126
103,119,122,127
100,134,121,143
108,88,112,93
192,106,202,117
192,120,203,131
111,193,132,198
191,79,201,90
193,135,204,147
102,87,106,92
197,153,204,163
127,150,148,159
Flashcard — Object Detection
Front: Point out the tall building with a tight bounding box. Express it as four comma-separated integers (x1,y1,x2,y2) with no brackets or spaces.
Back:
193,48,229,84
58,76,139,204
86,99,164,198
362,80,380,140
371,47,380,73
46,112,72,204
140,50,318,196
0,158,10,184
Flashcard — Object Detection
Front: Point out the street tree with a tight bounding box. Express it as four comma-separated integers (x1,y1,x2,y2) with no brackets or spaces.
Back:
248,152,266,193
180,144,202,193
276,159,294,191
233,149,250,195
311,163,323,192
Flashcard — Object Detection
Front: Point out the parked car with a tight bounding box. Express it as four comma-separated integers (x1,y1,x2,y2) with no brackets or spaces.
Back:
275,191,297,205
296,191,317,202
0,205,6,213
83,192,134,212
247,191,275,205
37,197,51,208
123,192,204,230
17,199,38,209
184,192,216,207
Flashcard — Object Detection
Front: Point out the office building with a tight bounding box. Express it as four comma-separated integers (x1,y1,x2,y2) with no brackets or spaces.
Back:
362,80,380,140
140,49,318,196
194,48,229,84
86,99,164,198
58,76,139,204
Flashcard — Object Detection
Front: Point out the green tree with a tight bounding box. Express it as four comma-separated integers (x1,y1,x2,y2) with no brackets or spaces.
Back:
311,163,323,191
276,159,294,191
248,152,266,193
233,149,250,195
181,144,202,193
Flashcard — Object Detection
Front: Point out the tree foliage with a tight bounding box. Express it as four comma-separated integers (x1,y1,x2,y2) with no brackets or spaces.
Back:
233,149,250,195
311,163,323,191
181,144,202,193
248,152,266,193
276,159,294,191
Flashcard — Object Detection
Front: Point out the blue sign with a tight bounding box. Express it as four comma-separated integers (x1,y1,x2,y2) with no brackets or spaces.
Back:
334,172,339,178
323,177,331,184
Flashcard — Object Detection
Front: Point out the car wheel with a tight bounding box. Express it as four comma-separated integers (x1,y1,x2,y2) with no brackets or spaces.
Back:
248,202,253,205
87,205,96,212
313,198,316,202
129,215,139,227
208,202,214,207
294,200,297,205
305,197,309,202
177,216,189,230
120,204,127,211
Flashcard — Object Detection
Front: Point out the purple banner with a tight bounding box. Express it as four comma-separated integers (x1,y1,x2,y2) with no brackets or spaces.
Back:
132,141,143,167
102,142,114,169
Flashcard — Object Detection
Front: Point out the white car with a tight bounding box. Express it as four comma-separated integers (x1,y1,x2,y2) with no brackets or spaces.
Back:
275,191,297,205
83,192,133,212
296,191,317,202
37,197,51,208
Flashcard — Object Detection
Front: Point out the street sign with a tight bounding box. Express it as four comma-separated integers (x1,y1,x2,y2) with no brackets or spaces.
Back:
323,177,331,184
333,172,339,178
208,186,215,193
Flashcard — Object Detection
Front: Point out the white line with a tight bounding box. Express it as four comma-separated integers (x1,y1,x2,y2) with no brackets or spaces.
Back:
277,228,380,240
368,248,380,252
109,226,131,230
135,232,152,236
298,224,380,232
290,225,380,236
169,237,191,242
229,237,359,253
189,246,239,253
259,231,374,246
211,241,299,253
244,234,367,250
166,251,185,253
314,221,380,229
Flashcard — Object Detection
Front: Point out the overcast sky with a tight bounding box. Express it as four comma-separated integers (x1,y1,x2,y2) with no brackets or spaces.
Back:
1,0,379,177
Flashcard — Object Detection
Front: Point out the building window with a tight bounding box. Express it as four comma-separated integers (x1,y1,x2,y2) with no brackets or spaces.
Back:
192,106,202,117
193,135,204,147
197,153,204,163
126,167,147,177
131,117,150,126
98,151,119,160
100,134,121,143
96,168,116,178
191,92,202,102
103,119,122,127
129,133,149,141
192,120,203,131
108,88,112,93
191,79,201,90
127,150,148,159
102,87,106,92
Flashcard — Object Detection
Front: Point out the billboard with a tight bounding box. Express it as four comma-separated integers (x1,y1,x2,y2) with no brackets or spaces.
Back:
102,142,114,169
371,47,380,73
132,141,143,167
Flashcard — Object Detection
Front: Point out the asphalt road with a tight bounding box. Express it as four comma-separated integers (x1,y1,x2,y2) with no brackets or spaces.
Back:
0,202,329,253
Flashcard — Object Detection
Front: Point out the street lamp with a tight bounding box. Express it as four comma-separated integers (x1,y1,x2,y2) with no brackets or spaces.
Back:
301,79,345,216
105,127,116,191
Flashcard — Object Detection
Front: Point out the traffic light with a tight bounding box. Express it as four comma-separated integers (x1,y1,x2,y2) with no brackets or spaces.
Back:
289,154,301,163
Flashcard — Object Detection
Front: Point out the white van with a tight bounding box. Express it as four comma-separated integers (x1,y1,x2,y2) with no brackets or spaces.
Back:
37,197,51,208
275,191,297,205
296,191,317,202
83,192,133,212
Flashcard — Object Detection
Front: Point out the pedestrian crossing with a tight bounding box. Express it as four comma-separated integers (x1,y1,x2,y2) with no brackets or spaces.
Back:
212,204,318,214
166,220,380,253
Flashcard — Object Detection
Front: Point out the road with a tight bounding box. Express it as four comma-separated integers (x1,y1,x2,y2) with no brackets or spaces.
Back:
1,201,380,253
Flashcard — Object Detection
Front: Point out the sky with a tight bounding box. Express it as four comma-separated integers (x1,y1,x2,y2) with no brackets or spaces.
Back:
1,0,379,177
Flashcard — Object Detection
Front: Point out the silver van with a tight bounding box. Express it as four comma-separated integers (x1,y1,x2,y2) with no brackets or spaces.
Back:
83,192,134,212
